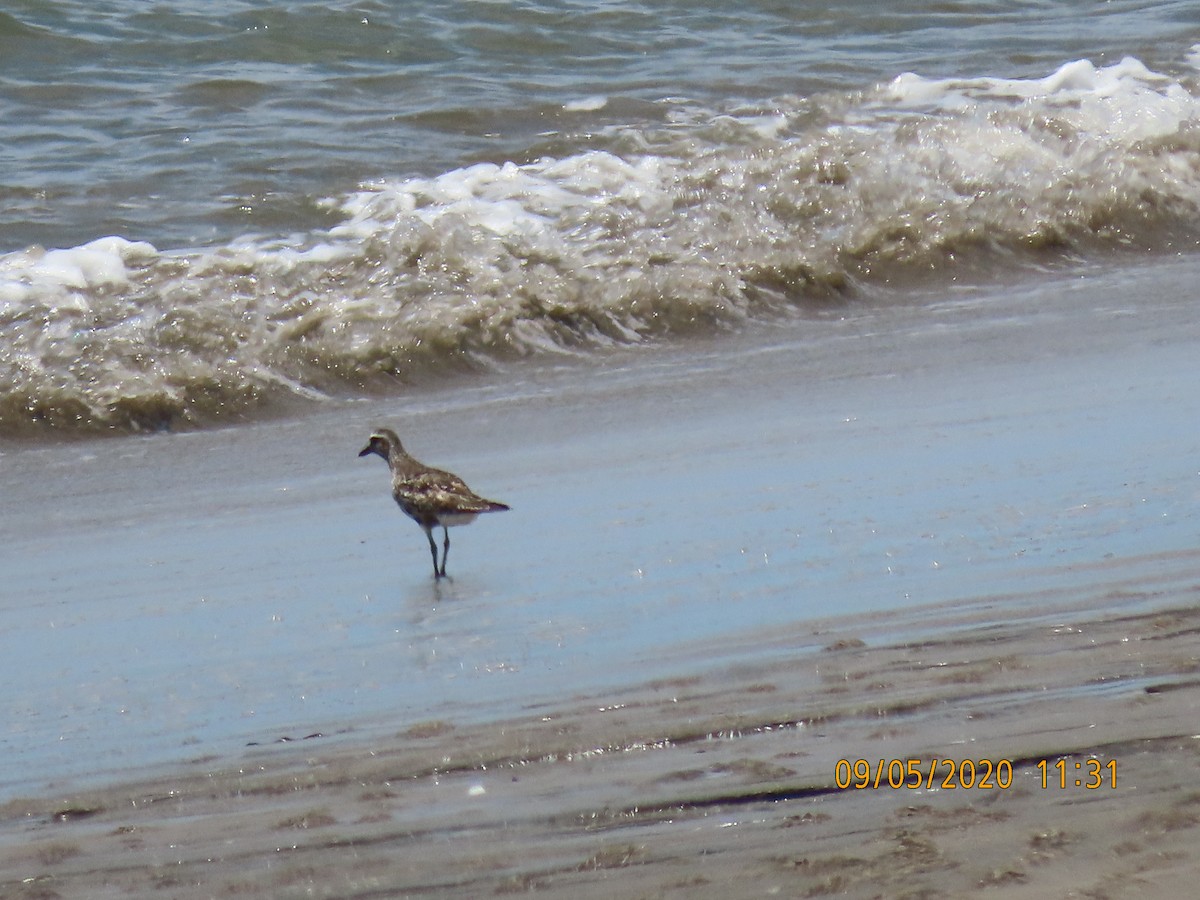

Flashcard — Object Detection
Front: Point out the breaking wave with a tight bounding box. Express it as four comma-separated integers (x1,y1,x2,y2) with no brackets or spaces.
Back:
3,53,1200,433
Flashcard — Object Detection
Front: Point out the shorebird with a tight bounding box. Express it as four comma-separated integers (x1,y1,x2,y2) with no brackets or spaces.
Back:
359,427,509,578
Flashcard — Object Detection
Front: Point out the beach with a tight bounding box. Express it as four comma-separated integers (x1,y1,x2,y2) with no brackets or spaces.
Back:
4,4,1200,895
3,599,1200,898
3,253,1200,897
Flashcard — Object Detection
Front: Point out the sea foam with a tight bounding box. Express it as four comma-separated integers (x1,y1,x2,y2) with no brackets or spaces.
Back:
3,52,1200,434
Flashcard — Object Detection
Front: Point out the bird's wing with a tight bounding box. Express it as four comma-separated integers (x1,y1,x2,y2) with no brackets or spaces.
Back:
394,470,494,514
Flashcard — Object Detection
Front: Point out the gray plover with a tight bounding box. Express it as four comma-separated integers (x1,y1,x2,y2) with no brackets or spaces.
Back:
359,427,509,578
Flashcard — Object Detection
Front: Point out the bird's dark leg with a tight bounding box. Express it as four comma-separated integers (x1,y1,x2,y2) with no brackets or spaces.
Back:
440,525,450,578
423,525,441,578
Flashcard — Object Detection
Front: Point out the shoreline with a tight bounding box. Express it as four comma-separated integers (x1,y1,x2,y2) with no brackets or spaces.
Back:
3,256,1200,895
3,584,1199,897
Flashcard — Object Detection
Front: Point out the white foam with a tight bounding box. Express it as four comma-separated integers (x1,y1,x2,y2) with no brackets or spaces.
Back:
563,95,608,112
4,51,1200,434
0,236,158,309
884,55,1200,155
337,151,673,246
888,56,1172,107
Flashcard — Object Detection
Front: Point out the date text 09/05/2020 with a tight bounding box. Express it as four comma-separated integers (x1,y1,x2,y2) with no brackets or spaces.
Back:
835,758,1117,790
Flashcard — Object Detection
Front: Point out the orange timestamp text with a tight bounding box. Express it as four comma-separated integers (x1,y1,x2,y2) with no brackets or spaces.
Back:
835,758,1013,790
1036,757,1116,789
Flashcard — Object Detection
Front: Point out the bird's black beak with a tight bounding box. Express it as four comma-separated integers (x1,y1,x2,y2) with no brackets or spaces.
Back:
358,444,372,457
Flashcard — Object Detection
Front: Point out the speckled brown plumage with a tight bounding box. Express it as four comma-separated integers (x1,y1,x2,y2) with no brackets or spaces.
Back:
359,428,509,578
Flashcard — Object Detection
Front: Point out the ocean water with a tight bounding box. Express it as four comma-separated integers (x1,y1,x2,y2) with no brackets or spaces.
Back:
4,1,1200,801
1,0,1200,434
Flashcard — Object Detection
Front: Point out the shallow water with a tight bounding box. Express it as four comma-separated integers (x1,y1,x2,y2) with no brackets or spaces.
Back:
2,254,1198,799
3,0,1200,817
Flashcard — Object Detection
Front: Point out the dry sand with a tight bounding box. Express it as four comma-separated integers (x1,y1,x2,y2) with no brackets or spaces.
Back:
3,259,1200,898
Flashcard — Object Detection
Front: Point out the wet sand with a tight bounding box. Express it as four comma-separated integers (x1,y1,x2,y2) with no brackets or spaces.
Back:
2,592,1200,898
3,257,1200,897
